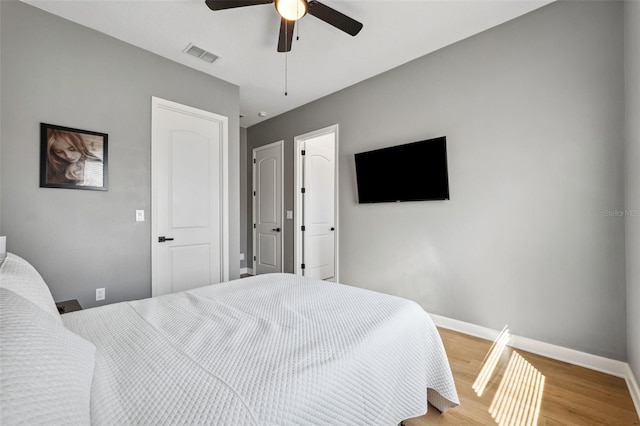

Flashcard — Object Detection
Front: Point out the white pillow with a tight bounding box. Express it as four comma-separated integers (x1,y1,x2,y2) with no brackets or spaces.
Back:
0,288,96,425
0,253,62,323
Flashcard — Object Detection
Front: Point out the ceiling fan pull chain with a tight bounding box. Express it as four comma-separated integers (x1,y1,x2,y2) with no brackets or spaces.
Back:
284,50,288,96
285,19,289,96
296,1,300,41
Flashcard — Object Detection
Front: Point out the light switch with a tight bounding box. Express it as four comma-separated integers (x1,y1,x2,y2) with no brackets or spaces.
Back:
286,210,293,220
96,288,105,301
136,210,145,222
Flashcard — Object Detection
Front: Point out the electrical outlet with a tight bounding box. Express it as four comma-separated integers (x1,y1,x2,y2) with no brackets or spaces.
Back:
136,210,145,222
96,288,105,301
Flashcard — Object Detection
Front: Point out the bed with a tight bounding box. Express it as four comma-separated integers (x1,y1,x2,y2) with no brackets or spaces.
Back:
0,253,459,425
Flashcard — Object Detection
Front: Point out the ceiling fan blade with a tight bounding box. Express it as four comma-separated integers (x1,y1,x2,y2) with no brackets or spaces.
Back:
205,0,273,11
307,1,363,36
277,18,295,52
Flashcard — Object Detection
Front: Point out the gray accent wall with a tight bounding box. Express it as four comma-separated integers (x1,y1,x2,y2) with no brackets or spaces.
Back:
248,1,627,360
0,1,240,308
244,133,253,273
240,127,248,270
0,5,3,233
625,1,640,388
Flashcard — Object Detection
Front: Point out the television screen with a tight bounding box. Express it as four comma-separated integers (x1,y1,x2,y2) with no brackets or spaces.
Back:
354,136,450,203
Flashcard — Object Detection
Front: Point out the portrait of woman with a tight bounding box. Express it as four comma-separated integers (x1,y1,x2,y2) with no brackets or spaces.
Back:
40,123,108,190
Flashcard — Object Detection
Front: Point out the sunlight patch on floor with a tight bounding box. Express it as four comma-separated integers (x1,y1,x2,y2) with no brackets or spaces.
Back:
489,351,545,426
473,326,511,397
472,326,546,425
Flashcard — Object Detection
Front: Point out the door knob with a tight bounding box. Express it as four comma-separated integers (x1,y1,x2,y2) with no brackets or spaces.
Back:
272,228,281,232
330,227,335,231
158,236,174,242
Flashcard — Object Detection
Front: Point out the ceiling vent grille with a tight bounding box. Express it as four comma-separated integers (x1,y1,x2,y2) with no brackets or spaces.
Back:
183,43,219,64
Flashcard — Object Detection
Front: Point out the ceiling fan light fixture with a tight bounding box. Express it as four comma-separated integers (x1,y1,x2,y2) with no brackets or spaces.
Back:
275,0,307,21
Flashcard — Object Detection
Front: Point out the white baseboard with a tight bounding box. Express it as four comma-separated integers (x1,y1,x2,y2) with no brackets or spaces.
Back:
240,268,253,276
627,363,640,419
429,313,640,419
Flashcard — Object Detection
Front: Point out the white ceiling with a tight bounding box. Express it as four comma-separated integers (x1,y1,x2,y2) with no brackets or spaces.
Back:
24,0,552,127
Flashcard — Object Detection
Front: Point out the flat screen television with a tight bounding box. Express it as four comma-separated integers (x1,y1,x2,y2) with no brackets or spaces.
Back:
354,136,450,203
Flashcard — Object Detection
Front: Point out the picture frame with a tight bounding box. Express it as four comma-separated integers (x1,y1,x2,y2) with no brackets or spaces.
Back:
40,123,108,191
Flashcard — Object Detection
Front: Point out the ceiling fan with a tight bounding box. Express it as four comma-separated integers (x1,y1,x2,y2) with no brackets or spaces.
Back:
204,0,363,52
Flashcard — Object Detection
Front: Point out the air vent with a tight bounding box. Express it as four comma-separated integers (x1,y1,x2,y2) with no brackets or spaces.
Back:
183,43,219,64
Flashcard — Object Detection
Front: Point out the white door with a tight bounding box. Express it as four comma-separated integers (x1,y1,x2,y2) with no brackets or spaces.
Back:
253,141,283,275
299,131,336,280
151,97,229,296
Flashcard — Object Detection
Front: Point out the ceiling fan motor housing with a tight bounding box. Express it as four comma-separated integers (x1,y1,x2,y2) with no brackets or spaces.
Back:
205,0,363,52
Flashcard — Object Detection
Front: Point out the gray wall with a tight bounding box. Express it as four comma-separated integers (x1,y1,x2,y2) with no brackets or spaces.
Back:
240,127,248,270
0,1,240,308
0,5,3,233
248,1,627,360
625,0,640,387
244,129,253,272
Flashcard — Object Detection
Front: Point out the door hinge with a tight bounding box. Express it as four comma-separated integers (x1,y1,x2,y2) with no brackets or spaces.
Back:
301,187,306,194
254,256,256,261
253,191,256,196
253,224,256,229
253,158,256,164
301,225,305,231
301,263,306,270
301,150,306,155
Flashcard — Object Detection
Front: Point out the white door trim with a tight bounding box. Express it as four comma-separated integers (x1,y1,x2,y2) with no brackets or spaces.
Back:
294,124,339,281
151,96,229,296
252,140,284,274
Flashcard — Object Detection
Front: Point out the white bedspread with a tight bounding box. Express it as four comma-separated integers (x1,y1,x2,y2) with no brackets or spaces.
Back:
63,274,458,425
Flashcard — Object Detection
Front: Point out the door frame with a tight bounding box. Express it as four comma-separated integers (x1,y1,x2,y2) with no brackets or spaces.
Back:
294,124,339,281
252,140,285,274
151,96,229,296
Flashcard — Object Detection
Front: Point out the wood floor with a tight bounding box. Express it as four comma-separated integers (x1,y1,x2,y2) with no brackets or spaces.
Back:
406,328,640,425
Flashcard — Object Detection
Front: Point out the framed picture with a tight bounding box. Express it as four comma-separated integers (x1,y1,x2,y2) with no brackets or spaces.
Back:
40,123,108,191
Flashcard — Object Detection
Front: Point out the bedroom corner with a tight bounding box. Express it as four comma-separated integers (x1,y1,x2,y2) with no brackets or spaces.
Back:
624,0,640,413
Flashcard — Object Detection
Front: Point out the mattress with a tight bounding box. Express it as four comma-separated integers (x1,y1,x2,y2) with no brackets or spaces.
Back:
62,273,458,425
